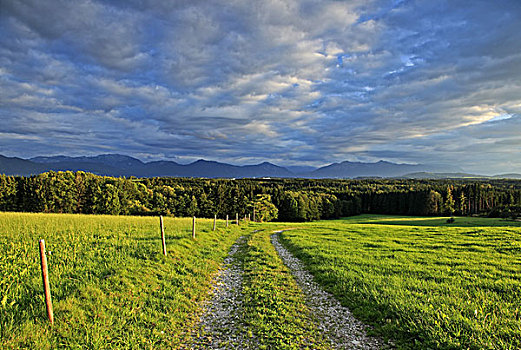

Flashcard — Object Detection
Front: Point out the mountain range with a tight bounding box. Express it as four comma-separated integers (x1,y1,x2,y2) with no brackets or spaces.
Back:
0,154,519,179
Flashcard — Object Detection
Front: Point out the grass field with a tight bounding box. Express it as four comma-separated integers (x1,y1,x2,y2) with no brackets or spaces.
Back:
277,215,521,349
0,212,245,349
2,213,520,349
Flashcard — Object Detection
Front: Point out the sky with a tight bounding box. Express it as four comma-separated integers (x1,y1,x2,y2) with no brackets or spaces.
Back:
1,0,521,174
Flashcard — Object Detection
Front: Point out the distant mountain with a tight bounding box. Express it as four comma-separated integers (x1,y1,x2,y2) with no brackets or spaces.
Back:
140,160,182,177
400,172,488,179
31,154,146,172
3,154,294,178
400,172,521,180
285,165,317,174
30,155,138,177
492,173,521,179
176,160,293,178
239,162,293,178
30,155,75,164
0,155,44,176
185,159,244,178
3,153,518,179
308,160,463,178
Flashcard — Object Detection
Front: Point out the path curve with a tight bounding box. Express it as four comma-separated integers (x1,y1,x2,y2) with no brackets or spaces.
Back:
271,232,392,350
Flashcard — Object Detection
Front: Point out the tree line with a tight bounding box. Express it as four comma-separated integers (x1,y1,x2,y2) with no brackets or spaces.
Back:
1,171,520,221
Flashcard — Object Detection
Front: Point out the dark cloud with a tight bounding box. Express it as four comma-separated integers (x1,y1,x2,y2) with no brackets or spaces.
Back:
1,0,520,173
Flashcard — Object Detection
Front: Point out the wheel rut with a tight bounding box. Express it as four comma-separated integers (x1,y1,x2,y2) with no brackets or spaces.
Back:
271,232,393,350
190,231,393,349
191,235,250,349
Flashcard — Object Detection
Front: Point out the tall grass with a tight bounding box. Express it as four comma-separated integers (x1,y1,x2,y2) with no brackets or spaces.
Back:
0,212,244,349
278,215,521,349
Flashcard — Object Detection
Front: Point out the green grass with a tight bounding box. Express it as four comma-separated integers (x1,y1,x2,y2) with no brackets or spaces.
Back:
4,213,520,349
349,214,521,228
240,228,330,349
278,215,521,350
0,212,245,349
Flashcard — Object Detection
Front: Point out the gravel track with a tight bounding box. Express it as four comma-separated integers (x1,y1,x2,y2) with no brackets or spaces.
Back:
271,232,392,350
191,235,251,349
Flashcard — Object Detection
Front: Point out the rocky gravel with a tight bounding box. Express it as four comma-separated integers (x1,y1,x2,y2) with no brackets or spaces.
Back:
271,232,393,350
190,232,393,349
191,235,251,349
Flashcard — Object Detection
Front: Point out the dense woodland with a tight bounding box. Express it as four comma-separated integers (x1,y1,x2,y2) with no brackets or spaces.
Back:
1,171,521,221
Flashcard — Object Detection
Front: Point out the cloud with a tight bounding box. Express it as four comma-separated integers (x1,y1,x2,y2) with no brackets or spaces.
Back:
0,0,520,173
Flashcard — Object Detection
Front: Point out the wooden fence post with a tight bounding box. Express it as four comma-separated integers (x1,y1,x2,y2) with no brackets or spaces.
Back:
38,239,54,325
213,214,216,231
236,213,239,225
160,216,167,256
226,215,229,227
192,216,196,239
253,207,256,222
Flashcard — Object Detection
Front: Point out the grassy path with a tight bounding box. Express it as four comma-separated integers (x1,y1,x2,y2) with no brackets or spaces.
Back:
240,230,331,349
191,235,250,349
192,228,389,349
271,233,388,349
191,229,332,349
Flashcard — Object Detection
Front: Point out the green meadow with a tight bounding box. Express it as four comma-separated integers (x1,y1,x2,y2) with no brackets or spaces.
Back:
2,212,520,349
278,215,521,349
0,212,245,349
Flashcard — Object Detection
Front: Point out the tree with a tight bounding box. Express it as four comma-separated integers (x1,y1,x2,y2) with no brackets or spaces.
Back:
278,192,299,221
297,193,310,221
96,183,121,215
89,182,120,215
443,186,455,216
0,175,17,211
186,195,199,217
251,194,278,222
419,190,442,216
458,192,467,215
152,191,167,215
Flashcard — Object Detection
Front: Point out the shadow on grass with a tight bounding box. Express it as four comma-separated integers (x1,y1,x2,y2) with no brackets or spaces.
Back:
347,215,521,228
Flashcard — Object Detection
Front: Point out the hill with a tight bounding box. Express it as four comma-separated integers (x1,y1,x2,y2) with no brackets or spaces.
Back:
309,160,463,178
2,154,518,179
7,154,294,178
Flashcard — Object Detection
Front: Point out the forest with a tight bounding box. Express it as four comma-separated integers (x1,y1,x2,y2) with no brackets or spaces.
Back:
1,171,521,221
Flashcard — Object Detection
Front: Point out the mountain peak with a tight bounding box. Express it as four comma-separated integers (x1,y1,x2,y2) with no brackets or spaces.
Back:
191,159,220,165
93,154,140,160
0,154,470,179
311,160,462,178
256,161,279,167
